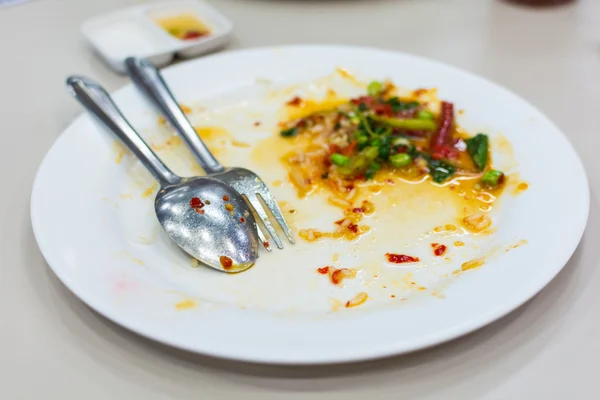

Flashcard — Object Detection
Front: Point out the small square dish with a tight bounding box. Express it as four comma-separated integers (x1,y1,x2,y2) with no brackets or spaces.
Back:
81,0,233,73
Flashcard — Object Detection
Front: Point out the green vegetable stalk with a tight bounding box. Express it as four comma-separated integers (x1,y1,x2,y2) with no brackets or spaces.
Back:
417,110,435,120
337,146,380,178
371,115,437,131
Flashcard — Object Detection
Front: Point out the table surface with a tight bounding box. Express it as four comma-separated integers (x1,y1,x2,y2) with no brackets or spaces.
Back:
2,0,599,398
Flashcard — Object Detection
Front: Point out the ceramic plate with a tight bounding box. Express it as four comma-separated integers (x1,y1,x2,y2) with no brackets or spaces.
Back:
31,45,588,364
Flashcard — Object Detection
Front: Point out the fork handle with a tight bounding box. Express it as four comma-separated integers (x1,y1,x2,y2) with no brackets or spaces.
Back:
125,57,225,175
66,76,181,187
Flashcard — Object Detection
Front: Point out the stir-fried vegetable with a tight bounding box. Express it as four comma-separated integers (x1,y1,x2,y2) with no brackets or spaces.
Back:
390,153,412,168
481,170,504,186
280,127,298,137
331,153,350,167
279,80,505,187
465,133,489,171
428,158,456,184
417,110,435,120
367,81,383,96
371,115,437,131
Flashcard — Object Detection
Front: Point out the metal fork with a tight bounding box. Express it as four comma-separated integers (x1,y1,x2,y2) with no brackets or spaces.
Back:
124,57,294,250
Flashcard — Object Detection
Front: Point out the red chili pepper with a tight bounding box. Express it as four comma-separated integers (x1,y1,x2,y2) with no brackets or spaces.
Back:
431,101,458,159
431,243,447,256
341,141,357,156
328,144,342,155
350,95,376,106
372,102,393,116
352,207,365,213
434,244,447,256
182,30,207,40
385,253,420,264
317,266,330,274
286,96,303,106
219,256,233,270
348,223,359,233
190,197,204,209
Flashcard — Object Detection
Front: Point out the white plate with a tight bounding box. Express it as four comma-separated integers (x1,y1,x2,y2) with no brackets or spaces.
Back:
31,45,589,364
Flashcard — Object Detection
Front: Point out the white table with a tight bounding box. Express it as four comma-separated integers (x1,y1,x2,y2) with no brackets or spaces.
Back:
2,0,599,398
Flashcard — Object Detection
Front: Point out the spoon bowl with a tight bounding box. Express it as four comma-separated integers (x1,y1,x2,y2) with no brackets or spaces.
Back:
156,176,258,272
67,76,259,273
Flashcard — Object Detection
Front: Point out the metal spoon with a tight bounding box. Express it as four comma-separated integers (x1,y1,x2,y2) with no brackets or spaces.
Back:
66,76,259,273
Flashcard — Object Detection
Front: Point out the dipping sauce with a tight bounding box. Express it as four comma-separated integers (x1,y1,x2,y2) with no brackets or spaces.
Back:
155,14,210,40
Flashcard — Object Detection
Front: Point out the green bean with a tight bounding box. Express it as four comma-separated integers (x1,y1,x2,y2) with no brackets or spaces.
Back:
331,153,350,167
390,153,412,167
481,170,504,186
367,81,383,96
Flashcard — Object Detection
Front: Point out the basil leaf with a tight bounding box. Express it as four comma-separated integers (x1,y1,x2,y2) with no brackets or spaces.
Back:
428,158,456,183
280,127,298,137
465,133,489,171
386,97,420,113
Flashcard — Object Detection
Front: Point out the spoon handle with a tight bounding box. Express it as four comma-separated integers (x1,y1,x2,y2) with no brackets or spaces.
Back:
66,76,180,187
124,57,225,175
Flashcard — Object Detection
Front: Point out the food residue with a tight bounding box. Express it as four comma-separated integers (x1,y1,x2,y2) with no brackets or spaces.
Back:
514,181,529,194
345,292,368,308
461,258,485,271
156,14,211,40
190,197,205,214
141,183,157,198
219,255,233,270
316,266,356,285
317,266,330,274
175,299,196,310
286,96,304,106
271,81,506,243
298,200,374,242
223,195,230,201
385,253,420,264
462,213,492,233
431,243,447,256
151,135,183,151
